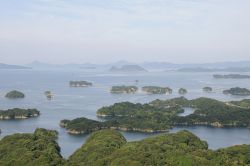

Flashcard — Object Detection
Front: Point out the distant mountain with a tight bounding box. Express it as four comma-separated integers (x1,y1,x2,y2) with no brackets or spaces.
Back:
27,61,97,69
177,67,250,72
0,63,30,69
109,65,148,72
25,60,250,71
141,61,250,71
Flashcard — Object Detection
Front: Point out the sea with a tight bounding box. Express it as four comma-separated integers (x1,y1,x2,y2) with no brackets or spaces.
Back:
0,69,250,158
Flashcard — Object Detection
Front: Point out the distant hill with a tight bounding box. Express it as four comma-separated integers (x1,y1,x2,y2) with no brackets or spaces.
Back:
27,61,97,70
141,61,250,71
177,67,250,72
109,65,148,72
0,63,30,69
25,60,250,71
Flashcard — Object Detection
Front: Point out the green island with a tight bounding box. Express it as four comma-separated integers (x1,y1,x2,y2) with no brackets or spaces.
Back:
223,87,250,96
214,74,250,79
142,86,173,94
178,88,188,95
110,86,138,93
5,90,25,99
69,81,93,87
60,102,183,134
1,129,250,166
0,108,40,120
44,91,53,99
203,87,213,92
61,97,250,134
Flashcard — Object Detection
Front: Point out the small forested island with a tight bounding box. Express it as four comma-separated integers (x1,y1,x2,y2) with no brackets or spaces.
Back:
0,108,40,119
44,91,53,99
223,87,250,96
178,88,188,95
203,87,213,92
213,74,250,79
60,96,250,135
110,86,138,93
69,81,92,87
1,129,250,166
142,86,173,94
5,90,25,99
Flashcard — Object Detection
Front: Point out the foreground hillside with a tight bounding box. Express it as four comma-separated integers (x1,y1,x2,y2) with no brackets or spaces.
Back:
0,129,250,166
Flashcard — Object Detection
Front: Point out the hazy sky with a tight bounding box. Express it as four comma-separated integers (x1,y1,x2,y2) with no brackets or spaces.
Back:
0,0,250,64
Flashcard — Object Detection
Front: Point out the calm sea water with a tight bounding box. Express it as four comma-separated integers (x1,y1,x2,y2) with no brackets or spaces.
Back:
0,69,250,158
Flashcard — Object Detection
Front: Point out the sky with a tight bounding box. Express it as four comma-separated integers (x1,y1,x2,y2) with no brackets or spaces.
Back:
0,0,250,64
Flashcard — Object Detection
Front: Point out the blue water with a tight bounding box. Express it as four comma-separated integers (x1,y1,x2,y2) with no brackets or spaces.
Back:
0,69,250,158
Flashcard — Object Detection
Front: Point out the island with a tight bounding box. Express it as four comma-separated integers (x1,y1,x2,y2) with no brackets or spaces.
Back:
142,86,173,94
213,74,250,79
60,102,183,134
223,87,250,96
0,63,30,69
203,87,213,92
109,65,148,72
0,108,40,119
60,96,250,135
1,129,250,165
110,86,138,93
178,88,188,95
44,91,53,99
5,90,25,99
151,97,250,128
69,81,92,87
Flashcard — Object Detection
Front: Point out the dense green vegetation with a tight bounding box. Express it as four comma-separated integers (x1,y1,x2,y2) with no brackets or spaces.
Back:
0,128,65,166
61,102,183,134
5,90,25,99
203,87,213,92
223,87,250,96
152,97,250,128
214,74,250,79
230,99,250,108
61,97,250,134
60,118,105,134
69,81,92,87
1,129,250,165
110,86,138,93
0,108,40,119
68,130,126,166
69,130,250,166
178,88,188,95
142,86,172,94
